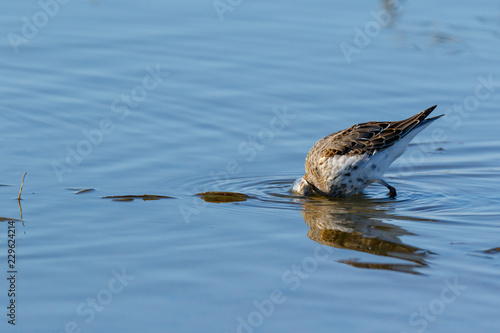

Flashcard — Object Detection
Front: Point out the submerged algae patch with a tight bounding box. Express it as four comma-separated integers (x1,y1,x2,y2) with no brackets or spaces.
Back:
196,191,252,203
102,194,175,202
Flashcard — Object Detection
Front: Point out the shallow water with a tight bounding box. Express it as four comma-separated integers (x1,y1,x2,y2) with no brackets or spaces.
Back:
1,0,500,332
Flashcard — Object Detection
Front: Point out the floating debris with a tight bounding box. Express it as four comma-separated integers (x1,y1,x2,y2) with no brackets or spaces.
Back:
75,188,95,194
66,188,95,194
102,194,175,202
18,172,27,200
483,247,500,254
196,191,251,203
0,217,21,222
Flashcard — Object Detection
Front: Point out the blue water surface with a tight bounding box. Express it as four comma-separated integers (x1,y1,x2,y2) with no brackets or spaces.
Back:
1,0,500,332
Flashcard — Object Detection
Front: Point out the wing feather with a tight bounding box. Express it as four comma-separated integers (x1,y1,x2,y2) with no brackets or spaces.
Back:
320,105,438,157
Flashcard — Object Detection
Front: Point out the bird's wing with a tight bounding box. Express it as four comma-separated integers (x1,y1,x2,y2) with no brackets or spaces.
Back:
322,105,438,157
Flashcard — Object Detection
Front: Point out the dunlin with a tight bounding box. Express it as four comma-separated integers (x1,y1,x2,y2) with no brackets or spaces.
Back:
292,106,443,197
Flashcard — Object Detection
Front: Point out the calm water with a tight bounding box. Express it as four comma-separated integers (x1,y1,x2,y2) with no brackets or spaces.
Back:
1,0,500,332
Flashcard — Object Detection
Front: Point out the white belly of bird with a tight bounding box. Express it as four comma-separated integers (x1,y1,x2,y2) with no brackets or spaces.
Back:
319,136,411,196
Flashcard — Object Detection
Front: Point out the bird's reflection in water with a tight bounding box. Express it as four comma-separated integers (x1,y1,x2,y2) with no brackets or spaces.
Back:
196,186,435,274
300,196,435,275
